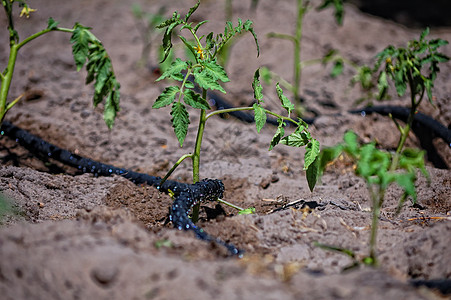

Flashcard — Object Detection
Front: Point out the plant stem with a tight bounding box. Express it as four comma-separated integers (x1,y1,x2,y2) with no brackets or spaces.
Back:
160,153,193,185
293,0,305,105
368,186,383,266
191,89,208,223
0,27,73,123
390,74,421,171
0,43,18,123
217,198,245,211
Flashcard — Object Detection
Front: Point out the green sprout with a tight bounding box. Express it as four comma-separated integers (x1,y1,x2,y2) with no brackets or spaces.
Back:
319,29,449,266
262,0,345,115
0,0,120,128
153,1,320,223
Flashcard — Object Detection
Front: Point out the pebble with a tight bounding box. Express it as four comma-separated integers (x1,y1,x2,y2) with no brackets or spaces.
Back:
91,264,119,287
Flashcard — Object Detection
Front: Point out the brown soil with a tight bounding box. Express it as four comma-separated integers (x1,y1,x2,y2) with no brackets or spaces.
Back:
0,0,450,299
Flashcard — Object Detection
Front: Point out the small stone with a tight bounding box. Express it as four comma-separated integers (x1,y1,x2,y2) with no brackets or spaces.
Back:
91,264,119,287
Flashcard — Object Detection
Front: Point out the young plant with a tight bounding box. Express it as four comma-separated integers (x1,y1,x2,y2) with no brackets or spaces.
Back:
319,131,427,266
1,1,120,127
353,28,449,162
131,3,168,68
153,1,320,222
262,0,345,115
319,29,449,266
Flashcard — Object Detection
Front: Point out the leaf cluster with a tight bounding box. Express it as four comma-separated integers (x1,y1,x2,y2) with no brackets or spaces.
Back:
252,70,320,192
70,23,120,128
319,131,428,203
353,28,449,104
316,0,345,25
153,1,259,147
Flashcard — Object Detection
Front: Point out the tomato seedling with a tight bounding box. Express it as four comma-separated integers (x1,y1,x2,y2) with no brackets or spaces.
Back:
320,28,449,266
0,1,120,127
153,1,320,222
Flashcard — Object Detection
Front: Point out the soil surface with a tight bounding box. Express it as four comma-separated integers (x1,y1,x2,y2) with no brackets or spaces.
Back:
1,0,451,299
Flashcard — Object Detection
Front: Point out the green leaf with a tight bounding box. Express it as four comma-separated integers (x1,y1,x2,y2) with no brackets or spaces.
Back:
183,89,210,109
306,156,320,192
269,119,285,151
343,131,359,155
252,69,263,102
377,71,388,100
156,58,188,81
178,35,197,59
304,139,320,170
203,60,230,82
394,173,417,201
103,85,120,128
171,102,190,147
153,86,180,109
193,20,209,33
238,207,255,215
242,19,260,56
280,131,310,147
276,83,294,115
70,23,92,71
253,103,266,133
330,59,344,77
70,24,121,128
395,69,407,96
420,27,430,41
317,0,344,25
47,18,59,30
185,0,200,22
194,70,226,93
399,148,428,178
161,19,183,63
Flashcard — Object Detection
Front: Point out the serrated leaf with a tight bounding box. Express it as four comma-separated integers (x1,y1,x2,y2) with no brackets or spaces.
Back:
306,156,320,192
103,86,120,129
276,83,294,115
203,60,230,82
183,89,210,109
253,103,266,133
185,0,200,22
161,20,182,63
394,68,407,96
153,86,180,109
269,119,285,151
70,24,92,71
178,35,197,59
194,70,226,93
156,12,180,29
156,58,188,81
171,102,190,147
252,69,263,102
47,17,59,30
280,131,310,147
304,139,320,170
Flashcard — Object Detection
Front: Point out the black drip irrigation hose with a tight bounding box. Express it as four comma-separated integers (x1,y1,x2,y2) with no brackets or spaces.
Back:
0,121,242,256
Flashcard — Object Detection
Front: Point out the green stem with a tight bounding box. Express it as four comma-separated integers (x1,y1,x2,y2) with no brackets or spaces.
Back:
191,89,208,223
390,74,422,171
0,27,73,123
0,43,18,123
217,198,244,211
160,153,193,186
206,106,300,126
293,0,305,104
368,185,384,266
